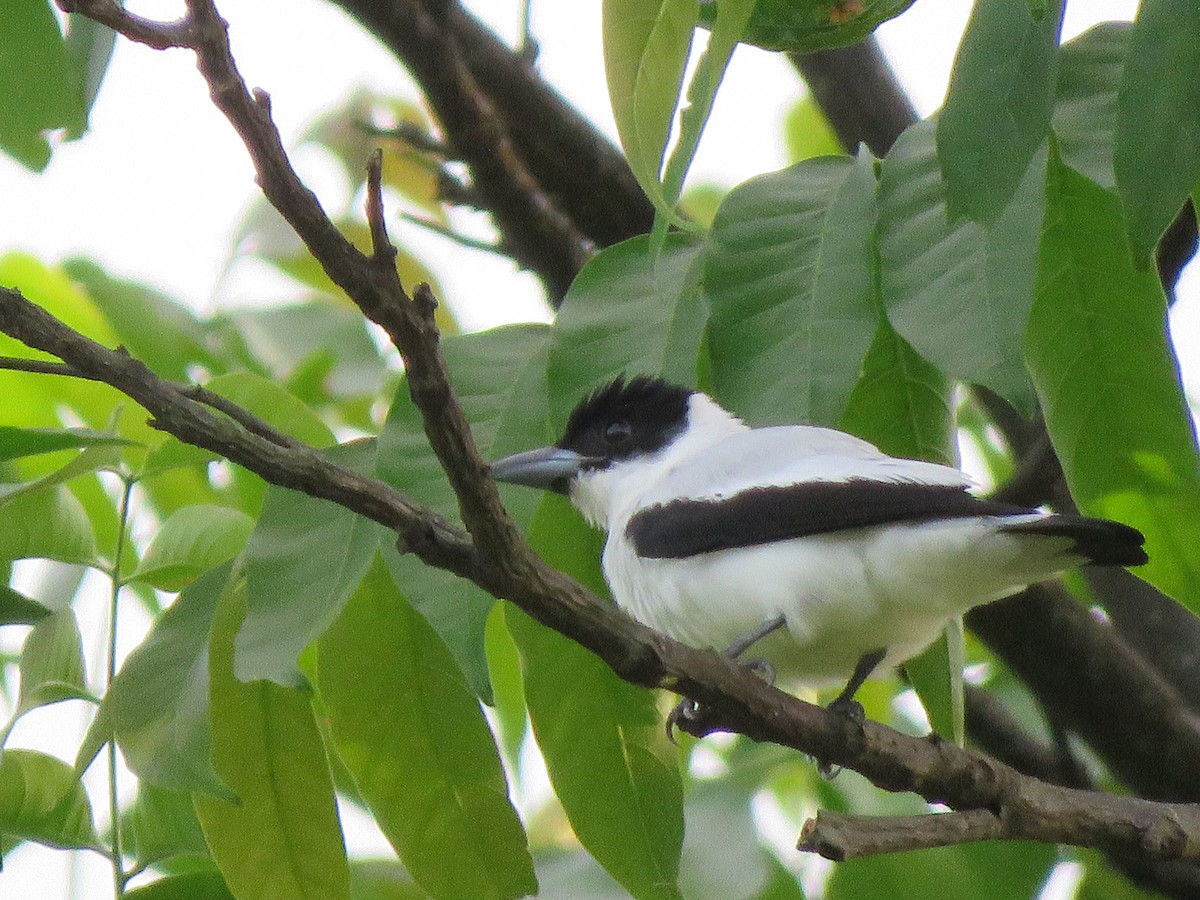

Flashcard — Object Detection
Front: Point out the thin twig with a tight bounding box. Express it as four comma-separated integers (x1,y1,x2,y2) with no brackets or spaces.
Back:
397,210,509,257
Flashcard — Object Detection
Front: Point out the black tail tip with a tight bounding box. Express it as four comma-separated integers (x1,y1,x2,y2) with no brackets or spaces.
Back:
1002,516,1148,567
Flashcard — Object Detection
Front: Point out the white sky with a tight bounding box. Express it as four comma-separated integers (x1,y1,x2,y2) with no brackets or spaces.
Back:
3,1,1191,897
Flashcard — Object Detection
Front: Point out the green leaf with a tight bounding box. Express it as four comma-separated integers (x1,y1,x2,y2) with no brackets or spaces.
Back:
1114,0,1200,262
83,562,232,796
879,120,1043,413
0,0,85,169
1029,151,1200,614
0,425,136,462
201,372,335,449
124,872,235,900
377,324,553,701
937,0,1063,222
1052,23,1131,189
903,620,965,745
0,586,51,626
64,15,117,127
839,321,954,466
705,150,879,426
827,839,1056,900
603,0,699,218
348,860,427,900
783,96,843,163
0,748,98,850
16,608,92,716
700,0,917,53
319,558,537,900
123,782,211,870
0,484,97,566
194,578,352,900
237,440,379,686
549,233,706,421
507,497,684,900
130,505,255,591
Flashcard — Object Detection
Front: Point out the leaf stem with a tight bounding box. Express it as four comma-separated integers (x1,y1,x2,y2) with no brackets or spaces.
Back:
107,475,136,898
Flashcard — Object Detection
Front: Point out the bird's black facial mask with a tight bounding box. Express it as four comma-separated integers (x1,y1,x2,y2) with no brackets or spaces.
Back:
556,375,693,469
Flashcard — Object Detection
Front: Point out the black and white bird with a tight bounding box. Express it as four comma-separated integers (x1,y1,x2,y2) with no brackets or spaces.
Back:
490,375,1148,715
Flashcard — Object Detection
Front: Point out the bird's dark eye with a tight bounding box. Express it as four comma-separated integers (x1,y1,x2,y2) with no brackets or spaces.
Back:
603,420,632,445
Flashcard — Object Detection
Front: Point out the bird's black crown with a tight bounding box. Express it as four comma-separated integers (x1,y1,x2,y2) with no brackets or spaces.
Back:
557,375,694,466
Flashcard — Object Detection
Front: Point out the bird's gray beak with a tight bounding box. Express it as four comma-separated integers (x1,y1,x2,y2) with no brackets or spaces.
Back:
490,447,588,494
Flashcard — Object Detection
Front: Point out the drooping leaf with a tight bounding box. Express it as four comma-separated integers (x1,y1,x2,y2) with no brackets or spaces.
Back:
937,0,1064,222
1052,23,1131,189
194,578,352,900
122,782,212,870
81,562,232,797
1028,150,1200,614
0,0,85,169
0,586,51,626
130,505,255,592
0,749,98,850
706,149,879,426
507,496,684,900
903,619,965,745
603,0,699,218
237,440,379,686
377,324,552,701
549,233,706,421
1114,0,1200,262
15,608,92,717
319,557,537,900
0,425,136,463
0,483,97,566
64,14,118,128
699,0,917,53
879,120,1043,413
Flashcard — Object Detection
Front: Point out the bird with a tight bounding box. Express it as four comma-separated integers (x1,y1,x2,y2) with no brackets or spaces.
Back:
489,374,1148,727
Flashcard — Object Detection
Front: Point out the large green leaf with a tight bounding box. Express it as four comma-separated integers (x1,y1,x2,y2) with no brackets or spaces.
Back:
937,0,1064,222
549,234,706,421
0,425,136,463
1114,0,1200,262
507,496,684,900
603,0,699,217
879,120,1043,412
705,150,878,426
377,323,552,701
80,562,232,797
0,483,97,566
130,504,255,592
1028,151,1200,613
122,782,212,870
237,440,379,686
1052,23,1131,189
700,0,917,53
319,558,536,900
0,749,98,850
0,0,85,169
194,579,352,900
826,839,1056,900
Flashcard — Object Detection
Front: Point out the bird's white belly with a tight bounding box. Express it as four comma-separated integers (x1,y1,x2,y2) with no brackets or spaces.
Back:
603,519,1074,688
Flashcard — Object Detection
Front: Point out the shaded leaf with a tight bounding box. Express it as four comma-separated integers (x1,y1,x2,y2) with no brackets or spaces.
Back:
0,425,136,463
549,234,706,421
194,578,352,900
879,120,1043,412
0,0,85,169
706,150,878,426
348,860,427,900
0,748,98,850
83,562,232,797
1114,0,1200,262
378,324,553,701
1052,23,1131,189
0,586,51,626
237,440,379,686
122,782,211,869
124,872,235,900
64,15,117,127
507,496,684,900
937,0,1063,222
1028,151,1200,614
16,608,91,715
320,558,536,900
700,0,917,53
903,620,965,745
131,505,255,591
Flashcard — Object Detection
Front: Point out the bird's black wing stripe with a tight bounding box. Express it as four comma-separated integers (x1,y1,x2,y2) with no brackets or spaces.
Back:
626,480,1033,559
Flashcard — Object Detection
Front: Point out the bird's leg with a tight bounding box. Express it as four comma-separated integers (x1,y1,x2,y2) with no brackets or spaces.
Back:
827,647,887,722
667,614,787,743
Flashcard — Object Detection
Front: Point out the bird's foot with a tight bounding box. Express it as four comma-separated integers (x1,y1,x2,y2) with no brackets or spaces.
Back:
665,656,777,744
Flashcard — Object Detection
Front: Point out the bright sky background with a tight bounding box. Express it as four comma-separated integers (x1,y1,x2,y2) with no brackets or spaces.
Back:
3,1,1190,897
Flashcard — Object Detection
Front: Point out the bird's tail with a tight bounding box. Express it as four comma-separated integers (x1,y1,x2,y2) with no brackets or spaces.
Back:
999,516,1148,567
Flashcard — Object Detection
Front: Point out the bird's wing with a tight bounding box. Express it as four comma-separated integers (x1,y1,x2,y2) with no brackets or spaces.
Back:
629,426,1025,559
